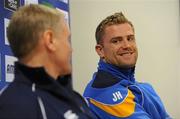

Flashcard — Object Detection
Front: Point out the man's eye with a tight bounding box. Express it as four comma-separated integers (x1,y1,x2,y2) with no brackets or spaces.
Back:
128,36,135,41
112,40,118,43
111,39,122,44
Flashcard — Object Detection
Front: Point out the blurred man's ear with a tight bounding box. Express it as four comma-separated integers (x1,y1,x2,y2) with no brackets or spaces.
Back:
95,44,105,59
43,30,56,52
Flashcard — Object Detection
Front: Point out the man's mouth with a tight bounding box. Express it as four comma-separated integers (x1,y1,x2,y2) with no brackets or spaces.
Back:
119,52,133,56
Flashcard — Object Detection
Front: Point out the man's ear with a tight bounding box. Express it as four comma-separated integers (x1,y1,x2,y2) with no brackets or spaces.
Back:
95,44,105,58
43,30,56,52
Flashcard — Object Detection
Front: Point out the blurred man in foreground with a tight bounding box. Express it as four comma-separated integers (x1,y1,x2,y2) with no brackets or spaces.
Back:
0,4,97,119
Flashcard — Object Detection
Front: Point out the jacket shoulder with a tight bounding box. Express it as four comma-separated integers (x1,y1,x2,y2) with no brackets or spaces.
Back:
0,82,39,119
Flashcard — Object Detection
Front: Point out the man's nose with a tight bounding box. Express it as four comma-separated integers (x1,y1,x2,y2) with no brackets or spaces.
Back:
122,39,130,48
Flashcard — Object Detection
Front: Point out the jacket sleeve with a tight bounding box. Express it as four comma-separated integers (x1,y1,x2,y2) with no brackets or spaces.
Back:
139,83,172,119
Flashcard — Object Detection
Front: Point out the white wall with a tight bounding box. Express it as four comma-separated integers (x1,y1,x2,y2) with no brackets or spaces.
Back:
69,0,180,118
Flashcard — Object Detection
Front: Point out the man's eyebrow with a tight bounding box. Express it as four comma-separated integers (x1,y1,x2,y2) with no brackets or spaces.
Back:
111,36,123,40
111,34,134,40
128,34,135,37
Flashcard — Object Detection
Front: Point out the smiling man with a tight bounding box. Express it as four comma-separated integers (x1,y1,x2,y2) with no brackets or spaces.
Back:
83,12,171,119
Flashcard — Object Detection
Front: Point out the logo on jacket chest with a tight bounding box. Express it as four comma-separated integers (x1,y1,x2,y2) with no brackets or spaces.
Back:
112,91,123,102
64,110,79,119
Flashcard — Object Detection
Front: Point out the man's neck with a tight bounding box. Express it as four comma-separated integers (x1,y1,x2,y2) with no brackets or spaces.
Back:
19,53,59,80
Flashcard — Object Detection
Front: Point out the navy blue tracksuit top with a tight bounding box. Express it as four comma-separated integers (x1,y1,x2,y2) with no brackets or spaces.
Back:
0,62,97,119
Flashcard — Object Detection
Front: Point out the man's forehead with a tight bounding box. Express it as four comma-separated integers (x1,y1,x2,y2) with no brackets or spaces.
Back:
103,24,134,37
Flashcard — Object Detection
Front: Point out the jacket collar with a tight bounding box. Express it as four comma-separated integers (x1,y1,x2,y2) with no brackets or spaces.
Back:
92,60,136,88
15,62,72,88
98,60,135,82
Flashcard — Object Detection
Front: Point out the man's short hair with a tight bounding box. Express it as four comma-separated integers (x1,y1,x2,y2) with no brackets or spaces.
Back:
7,4,64,58
95,12,134,44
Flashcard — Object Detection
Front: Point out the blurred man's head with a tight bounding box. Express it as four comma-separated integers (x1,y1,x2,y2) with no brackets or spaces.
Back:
8,4,72,78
